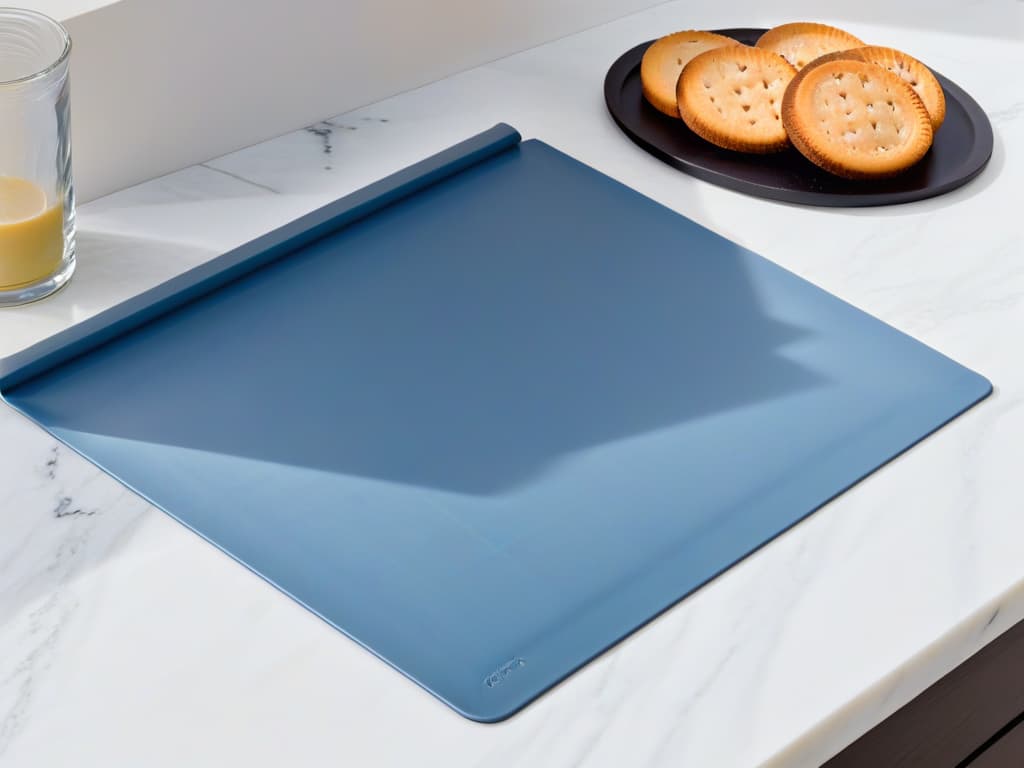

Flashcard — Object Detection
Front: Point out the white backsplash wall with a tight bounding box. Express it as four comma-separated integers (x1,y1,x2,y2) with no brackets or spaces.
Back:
25,0,1024,201
26,0,665,201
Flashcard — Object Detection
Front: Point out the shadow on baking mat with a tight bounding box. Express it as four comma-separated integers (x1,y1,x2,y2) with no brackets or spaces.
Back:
1,124,992,722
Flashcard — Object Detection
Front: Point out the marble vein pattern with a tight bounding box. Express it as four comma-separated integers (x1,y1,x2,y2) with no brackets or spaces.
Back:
0,429,147,759
0,2,1023,765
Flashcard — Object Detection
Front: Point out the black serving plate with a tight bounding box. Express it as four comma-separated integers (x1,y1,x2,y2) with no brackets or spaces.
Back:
604,28,994,206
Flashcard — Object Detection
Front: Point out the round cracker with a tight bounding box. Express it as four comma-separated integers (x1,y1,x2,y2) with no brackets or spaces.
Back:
756,22,865,70
640,30,739,117
782,58,934,179
677,46,796,153
818,46,946,130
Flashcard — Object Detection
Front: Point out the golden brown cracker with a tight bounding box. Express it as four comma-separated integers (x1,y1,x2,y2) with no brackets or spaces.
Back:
640,30,740,117
782,58,934,178
830,46,946,130
677,45,797,153
756,22,865,70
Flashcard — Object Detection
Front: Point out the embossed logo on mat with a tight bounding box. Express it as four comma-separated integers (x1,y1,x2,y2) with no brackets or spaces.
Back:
484,656,526,688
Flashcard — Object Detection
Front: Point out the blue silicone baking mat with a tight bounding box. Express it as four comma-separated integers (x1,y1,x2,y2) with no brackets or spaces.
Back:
0,124,991,721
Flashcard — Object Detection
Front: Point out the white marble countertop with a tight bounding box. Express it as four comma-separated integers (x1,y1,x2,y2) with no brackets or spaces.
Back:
2,2,1023,766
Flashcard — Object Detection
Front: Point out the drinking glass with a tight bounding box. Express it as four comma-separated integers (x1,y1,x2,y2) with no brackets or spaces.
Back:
0,7,74,306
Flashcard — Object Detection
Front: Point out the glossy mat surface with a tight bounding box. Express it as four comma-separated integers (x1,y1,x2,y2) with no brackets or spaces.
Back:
2,130,991,721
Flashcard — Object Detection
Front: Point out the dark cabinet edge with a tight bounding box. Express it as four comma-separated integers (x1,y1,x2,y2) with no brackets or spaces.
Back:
964,716,1024,767
825,617,1024,767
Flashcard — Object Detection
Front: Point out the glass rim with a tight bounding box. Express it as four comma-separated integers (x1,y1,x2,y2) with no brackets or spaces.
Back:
0,7,71,87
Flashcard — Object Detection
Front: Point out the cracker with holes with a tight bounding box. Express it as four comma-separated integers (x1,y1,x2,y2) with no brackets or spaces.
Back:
810,46,946,130
641,30,740,117
782,58,934,179
677,46,797,153
756,22,864,70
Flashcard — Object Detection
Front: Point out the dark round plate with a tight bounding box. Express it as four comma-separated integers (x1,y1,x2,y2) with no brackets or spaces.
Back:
604,28,994,207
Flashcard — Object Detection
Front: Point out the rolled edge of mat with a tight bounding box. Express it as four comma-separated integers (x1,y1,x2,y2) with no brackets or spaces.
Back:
0,123,522,393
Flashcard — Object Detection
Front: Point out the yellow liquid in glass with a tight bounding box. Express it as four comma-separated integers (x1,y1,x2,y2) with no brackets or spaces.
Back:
0,176,64,289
